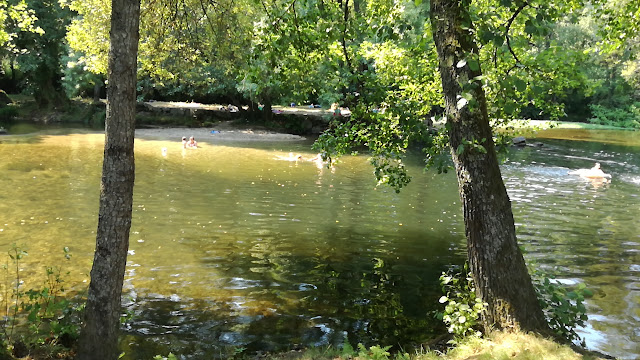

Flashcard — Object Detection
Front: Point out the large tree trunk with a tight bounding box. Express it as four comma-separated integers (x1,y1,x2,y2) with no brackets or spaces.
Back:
430,0,549,333
76,0,141,359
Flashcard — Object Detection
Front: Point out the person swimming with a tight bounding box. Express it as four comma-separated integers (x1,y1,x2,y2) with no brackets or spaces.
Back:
186,136,198,148
308,153,336,173
274,152,303,161
569,162,612,180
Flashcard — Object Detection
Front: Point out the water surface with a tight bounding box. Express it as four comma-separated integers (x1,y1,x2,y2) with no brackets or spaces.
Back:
0,128,638,359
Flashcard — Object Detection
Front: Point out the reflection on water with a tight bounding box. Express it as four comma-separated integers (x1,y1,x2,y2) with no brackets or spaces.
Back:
1,129,639,358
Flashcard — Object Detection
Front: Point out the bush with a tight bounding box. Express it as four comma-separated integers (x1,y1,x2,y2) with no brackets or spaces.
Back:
588,102,640,129
436,264,486,342
533,277,591,345
0,106,19,123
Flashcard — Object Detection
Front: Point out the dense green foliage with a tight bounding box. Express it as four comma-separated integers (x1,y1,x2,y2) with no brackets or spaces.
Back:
0,0,636,130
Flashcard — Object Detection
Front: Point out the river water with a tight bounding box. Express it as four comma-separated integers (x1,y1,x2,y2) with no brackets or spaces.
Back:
0,128,638,359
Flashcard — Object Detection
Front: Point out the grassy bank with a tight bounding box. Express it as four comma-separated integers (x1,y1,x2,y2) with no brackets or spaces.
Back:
261,332,611,360
512,119,630,131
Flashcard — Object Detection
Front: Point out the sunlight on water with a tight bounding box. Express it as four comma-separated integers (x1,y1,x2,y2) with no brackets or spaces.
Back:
506,132,640,358
1,129,639,358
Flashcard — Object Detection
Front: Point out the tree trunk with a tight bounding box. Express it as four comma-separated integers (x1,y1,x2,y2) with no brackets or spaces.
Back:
76,0,140,359
429,0,549,333
93,79,103,103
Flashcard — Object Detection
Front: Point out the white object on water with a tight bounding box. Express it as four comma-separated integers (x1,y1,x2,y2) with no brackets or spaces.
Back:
161,147,168,157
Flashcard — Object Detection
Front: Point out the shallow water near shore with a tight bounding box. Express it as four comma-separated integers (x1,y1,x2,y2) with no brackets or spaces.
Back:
0,129,639,359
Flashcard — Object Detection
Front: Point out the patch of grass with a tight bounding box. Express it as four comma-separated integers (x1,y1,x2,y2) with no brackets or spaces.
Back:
259,332,611,360
510,120,629,130
436,332,597,360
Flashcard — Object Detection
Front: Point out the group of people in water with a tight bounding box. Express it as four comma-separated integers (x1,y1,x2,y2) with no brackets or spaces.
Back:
170,136,610,184
174,138,329,169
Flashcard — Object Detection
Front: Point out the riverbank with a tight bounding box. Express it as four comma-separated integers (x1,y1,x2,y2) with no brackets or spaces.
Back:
252,331,612,360
507,119,629,131
134,120,308,143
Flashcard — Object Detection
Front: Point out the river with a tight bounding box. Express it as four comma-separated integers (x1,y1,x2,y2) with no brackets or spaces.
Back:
0,128,638,359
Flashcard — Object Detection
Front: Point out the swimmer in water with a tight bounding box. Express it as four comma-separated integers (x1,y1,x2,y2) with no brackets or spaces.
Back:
274,152,303,161
569,162,611,182
186,136,198,149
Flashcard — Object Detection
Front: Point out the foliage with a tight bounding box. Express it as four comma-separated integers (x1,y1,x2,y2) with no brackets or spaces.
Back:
589,102,640,129
0,0,43,48
9,0,72,107
436,265,486,342
55,0,640,133
533,277,592,345
357,343,393,360
0,245,82,356
62,51,104,99
0,103,17,122
153,353,178,360
65,0,254,104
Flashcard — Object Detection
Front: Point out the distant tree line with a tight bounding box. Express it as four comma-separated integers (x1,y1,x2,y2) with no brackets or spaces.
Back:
0,0,637,127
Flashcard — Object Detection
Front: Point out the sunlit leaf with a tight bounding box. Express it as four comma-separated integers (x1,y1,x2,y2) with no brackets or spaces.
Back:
457,97,468,110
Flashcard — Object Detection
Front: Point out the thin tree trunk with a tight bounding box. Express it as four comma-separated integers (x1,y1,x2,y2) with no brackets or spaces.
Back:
429,0,549,333
76,0,141,358
94,79,103,103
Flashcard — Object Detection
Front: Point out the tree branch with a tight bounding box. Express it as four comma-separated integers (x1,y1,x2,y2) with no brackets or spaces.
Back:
503,2,529,66
341,0,353,71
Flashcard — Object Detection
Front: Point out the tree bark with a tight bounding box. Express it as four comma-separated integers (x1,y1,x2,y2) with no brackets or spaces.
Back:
430,0,549,333
76,0,140,358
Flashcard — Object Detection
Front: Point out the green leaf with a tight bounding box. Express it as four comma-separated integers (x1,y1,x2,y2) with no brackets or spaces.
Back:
468,59,480,72
456,144,465,155
524,20,537,35
514,78,527,92
504,103,516,114
532,86,543,95
456,59,467,68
